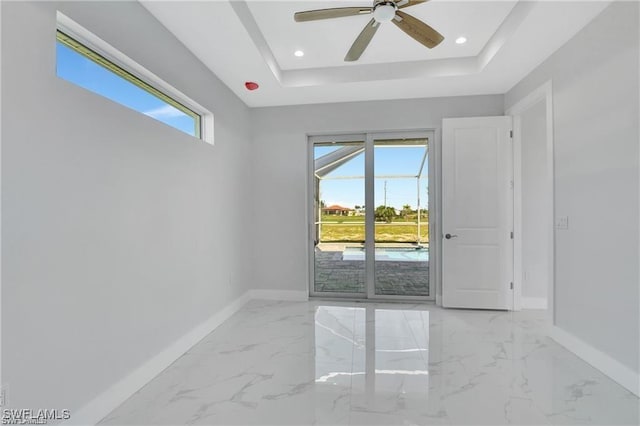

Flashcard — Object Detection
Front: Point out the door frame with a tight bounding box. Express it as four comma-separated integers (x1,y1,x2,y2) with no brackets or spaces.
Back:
307,133,367,299
506,80,555,320
307,130,437,301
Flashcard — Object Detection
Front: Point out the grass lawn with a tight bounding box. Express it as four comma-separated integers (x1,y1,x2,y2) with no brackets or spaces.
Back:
320,214,428,223
320,223,429,243
319,214,365,223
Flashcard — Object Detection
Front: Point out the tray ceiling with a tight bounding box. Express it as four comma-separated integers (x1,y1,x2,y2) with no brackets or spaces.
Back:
141,1,611,107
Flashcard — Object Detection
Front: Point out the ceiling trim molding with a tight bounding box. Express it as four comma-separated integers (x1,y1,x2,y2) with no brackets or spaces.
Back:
228,0,282,82
284,56,478,86
231,0,533,87
476,0,534,70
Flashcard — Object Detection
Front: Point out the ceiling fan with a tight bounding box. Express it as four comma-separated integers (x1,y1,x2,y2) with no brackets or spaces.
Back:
294,0,444,62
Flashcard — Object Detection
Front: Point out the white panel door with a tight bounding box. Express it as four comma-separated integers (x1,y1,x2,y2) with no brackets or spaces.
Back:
442,117,513,310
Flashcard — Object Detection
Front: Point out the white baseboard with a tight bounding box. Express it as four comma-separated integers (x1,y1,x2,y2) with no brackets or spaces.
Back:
550,326,640,397
248,289,309,302
67,291,253,425
522,297,548,310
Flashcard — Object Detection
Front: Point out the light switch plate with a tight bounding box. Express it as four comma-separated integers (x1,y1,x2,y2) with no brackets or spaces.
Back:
556,216,569,230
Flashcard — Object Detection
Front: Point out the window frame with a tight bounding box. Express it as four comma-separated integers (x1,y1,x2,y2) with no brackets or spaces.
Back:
56,12,214,144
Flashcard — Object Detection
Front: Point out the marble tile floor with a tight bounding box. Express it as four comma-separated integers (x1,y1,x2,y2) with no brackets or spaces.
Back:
100,300,639,425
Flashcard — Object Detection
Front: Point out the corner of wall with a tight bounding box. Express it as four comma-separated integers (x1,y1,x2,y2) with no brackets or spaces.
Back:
550,326,640,397
65,288,312,425
66,291,253,425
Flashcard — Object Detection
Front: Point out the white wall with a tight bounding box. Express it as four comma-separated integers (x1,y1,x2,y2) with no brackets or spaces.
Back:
250,96,504,294
520,100,549,304
506,1,639,374
1,1,252,412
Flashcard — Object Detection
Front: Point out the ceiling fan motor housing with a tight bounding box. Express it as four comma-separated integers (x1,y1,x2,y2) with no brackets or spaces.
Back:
373,1,398,22
293,0,444,62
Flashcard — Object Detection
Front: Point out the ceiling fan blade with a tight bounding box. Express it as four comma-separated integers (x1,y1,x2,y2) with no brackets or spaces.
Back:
294,7,372,22
392,11,444,49
394,0,429,9
344,19,380,62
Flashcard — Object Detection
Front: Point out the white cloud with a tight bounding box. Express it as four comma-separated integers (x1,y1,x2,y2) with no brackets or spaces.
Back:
143,104,184,120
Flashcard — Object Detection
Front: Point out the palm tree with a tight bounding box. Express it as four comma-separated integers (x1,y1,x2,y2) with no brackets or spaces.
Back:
375,205,395,223
402,204,412,220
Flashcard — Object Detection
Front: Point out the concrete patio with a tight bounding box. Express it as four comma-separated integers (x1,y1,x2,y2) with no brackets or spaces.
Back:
314,244,429,296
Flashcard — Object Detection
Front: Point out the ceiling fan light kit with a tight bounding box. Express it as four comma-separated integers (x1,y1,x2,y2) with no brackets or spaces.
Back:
294,0,444,62
373,1,397,22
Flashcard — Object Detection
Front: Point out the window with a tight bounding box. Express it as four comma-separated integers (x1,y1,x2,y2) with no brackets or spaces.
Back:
56,30,202,138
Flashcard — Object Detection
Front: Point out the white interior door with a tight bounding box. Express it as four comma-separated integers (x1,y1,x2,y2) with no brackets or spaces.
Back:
442,117,513,310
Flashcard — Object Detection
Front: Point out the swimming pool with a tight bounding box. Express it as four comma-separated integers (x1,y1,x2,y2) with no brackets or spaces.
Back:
342,247,429,262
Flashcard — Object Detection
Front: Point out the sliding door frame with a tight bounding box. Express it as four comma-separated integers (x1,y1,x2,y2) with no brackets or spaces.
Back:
308,133,367,299
367,131,435,301
308,130,436,301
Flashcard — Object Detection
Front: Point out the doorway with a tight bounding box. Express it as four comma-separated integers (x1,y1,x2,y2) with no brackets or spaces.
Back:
440,90,554,312
507,81,555,315
308,131,435,300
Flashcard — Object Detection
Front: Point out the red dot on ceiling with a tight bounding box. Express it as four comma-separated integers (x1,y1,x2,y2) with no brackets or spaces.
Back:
245,81,259,91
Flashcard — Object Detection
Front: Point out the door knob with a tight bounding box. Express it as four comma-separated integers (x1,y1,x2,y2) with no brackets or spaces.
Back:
445,233,458,239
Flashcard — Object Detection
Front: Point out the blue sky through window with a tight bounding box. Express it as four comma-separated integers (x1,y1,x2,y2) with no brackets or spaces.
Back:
315,141,429,210
56,42,197,136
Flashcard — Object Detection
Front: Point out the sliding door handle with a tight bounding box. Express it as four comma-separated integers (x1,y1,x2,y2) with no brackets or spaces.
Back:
444,233,458,240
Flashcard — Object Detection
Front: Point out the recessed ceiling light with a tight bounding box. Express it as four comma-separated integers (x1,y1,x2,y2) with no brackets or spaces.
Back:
294,50,304,57
455,36,467,45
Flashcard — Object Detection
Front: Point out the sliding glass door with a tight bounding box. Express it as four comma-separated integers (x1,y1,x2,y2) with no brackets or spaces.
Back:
312,137,367,297
373,138,430,297
309,132,434,300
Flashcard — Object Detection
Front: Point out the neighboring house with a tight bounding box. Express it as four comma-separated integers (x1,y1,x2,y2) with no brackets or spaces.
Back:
322,205,352,216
